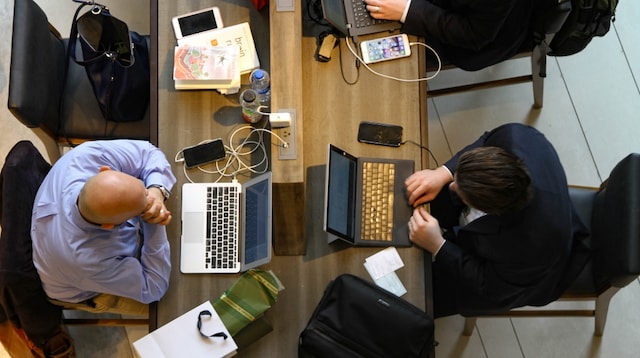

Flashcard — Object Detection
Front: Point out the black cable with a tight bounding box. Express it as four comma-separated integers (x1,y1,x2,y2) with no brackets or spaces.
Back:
401,140,440,168
338,38,359,85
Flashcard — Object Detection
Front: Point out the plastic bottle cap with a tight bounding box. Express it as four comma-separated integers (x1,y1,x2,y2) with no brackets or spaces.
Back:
253,70,264,80
242,90,257,102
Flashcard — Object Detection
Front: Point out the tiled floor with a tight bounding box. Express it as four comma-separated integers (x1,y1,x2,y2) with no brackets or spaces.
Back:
1,1,639,357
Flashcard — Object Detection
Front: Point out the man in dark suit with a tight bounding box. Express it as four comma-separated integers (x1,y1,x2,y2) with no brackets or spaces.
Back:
363,0,533,70
406,123,588,317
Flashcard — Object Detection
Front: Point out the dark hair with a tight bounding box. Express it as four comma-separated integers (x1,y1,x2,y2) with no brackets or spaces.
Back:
455,147,532,215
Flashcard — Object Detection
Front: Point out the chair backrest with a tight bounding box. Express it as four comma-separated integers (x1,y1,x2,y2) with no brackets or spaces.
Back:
0,141,62,347
531,0,573,44
591,153,640,289
8,0,66,136
8,0,152,143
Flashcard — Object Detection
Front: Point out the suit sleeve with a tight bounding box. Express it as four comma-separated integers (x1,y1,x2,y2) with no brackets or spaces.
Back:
402,0,516,51
435,239,520,302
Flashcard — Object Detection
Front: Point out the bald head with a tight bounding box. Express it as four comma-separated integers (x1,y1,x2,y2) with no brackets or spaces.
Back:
78,169,148,226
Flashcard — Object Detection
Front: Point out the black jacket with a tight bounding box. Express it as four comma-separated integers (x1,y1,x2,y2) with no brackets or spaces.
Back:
432,124,589,316
402,0,533,70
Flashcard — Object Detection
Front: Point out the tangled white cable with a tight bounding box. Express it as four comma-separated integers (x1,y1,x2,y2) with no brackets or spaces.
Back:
175,123,288,183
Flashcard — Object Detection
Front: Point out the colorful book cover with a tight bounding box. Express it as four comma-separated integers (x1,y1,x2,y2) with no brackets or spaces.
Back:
173,45,240,90
177,22,260,75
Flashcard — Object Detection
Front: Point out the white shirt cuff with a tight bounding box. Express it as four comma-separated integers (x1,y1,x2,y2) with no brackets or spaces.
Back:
441,165,454,180
400,0,412,23
432,239,446,261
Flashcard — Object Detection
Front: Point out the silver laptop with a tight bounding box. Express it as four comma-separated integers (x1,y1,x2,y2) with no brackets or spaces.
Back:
324,144,414,247
180,172,272,273
321,0,401,39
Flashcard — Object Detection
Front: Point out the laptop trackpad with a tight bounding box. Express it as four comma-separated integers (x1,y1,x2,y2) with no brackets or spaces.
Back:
182,212,205,244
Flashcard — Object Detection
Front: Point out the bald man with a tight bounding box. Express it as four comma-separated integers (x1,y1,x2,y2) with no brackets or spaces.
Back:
31,140,176,315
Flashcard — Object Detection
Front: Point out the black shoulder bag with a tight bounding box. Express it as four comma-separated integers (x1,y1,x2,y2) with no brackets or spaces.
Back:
299,274,435,358
67,1,149,122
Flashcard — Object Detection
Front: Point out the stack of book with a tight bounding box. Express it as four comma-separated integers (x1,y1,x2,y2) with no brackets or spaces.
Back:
173,45,240,91
173,22,261,94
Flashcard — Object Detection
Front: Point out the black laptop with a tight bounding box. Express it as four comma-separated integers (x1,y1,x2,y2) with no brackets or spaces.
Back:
320,0,402,38
323,144,414,247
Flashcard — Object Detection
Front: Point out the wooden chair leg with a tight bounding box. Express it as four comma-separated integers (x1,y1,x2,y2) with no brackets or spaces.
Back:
594,287,620,336
531,45,546,109
463,317,477,336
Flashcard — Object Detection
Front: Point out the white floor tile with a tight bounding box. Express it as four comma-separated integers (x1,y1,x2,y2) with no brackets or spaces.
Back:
434,315,488,358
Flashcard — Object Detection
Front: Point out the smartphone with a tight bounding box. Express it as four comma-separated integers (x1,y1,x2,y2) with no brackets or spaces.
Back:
357,121,403,147
360,34,411,64
172,7,224,40
182,139,226,168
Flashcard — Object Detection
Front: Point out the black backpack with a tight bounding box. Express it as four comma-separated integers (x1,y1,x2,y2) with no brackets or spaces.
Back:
549,0,619,56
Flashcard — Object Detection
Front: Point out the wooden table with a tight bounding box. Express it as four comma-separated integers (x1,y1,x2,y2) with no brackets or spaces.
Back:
152,1,431,356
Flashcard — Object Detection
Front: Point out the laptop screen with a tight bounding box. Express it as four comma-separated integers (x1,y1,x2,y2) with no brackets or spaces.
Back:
320,0,349,37
325,145,357,241
242,173,272,269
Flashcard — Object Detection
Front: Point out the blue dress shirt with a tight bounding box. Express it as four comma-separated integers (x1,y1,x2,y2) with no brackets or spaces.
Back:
31,140,176,304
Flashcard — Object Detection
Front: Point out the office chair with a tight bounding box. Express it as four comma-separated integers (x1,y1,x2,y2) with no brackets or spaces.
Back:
427,0,572,109
0,141,149,355
463,153,640,337
7,0,151,146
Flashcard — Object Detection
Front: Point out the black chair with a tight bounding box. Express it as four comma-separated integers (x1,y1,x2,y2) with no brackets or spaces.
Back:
463,153,640,336
0,141,149,355
427,0,572,109
7,0,151,146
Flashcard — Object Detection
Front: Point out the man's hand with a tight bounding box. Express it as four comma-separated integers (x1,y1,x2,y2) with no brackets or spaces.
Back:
142,188,171,225
408,207,445,253
405,166,453,207
363,0,407,21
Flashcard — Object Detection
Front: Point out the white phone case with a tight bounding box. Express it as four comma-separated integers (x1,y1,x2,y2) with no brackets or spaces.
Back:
360,34,411,64
172,7,224,40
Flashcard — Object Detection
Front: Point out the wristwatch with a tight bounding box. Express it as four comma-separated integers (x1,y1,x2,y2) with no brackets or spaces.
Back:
148,184,170,201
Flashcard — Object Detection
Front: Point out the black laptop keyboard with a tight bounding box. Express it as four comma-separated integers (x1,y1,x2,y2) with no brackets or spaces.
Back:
352,0,389,28
205,186,239,270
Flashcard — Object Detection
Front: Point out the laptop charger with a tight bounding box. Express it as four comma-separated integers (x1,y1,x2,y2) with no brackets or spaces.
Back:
269,112,291,128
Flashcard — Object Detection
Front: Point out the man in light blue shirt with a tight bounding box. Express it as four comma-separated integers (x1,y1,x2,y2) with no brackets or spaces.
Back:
31,140,176,315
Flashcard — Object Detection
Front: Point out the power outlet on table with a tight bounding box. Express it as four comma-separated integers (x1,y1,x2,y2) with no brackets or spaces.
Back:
276,109,296,160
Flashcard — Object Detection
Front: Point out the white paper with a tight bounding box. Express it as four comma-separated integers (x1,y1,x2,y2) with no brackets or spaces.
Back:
364,261,407,296
133,301,237,358
363,247,407,296
364,247,404,279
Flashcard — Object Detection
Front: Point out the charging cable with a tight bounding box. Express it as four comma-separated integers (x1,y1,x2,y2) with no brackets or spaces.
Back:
175,123,288,183
344,37,441,82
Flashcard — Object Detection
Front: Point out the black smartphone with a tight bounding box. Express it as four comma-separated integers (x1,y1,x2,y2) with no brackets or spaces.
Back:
182,139,226,168
357,121,403,147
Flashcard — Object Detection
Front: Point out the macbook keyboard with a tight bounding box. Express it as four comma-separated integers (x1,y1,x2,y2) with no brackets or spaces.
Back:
205,186,239,270
361,161,395,241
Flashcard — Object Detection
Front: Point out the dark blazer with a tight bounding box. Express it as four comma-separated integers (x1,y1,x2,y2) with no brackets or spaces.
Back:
402,0,533,71
432,124,588,317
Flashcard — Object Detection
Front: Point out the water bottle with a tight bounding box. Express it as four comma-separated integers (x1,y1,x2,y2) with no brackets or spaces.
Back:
239,89,263,123
249,69,271,106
